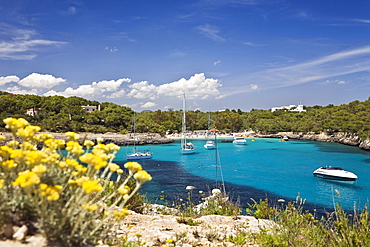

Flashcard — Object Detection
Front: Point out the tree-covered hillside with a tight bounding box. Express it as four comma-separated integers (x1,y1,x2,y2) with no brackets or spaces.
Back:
0,91,369,139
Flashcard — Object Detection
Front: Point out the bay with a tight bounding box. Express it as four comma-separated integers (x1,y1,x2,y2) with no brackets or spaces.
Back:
114,137,370,212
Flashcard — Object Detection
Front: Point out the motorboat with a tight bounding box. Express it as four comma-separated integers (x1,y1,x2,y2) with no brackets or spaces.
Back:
204,140,215,150
233,136,247,145
313,167,358,181
283,136,289,141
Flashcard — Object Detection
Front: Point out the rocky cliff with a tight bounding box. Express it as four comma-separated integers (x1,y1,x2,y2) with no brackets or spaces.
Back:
257,132,370,151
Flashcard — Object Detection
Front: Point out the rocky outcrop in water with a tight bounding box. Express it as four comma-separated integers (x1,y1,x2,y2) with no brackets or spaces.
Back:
257,132,370,151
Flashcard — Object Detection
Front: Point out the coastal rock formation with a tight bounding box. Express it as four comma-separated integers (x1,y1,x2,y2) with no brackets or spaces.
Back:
258,132,370,151
0,132,174,146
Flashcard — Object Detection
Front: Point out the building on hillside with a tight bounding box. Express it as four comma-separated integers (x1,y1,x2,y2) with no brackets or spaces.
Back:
82,105,100,113
271,104,306,113
26,108,40,117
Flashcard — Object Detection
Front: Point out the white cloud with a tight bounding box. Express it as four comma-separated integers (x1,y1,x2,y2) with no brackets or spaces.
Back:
224,45,370,96
214,60,221,65
106,89,126,99
47,78,130,99
141,102,156,108
196,24,225,42
0,25,67,60
251,84,258,90
157,73,222,99
127,81,158,99
18,73,66,89
0,75,19,86
337,80,346,84
6,86,38,95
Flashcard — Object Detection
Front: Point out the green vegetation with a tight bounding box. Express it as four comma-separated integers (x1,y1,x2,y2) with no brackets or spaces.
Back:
247,196,370,247
1,91,369,139
0,118,151,246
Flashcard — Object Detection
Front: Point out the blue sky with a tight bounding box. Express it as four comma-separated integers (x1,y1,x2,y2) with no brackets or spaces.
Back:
0,0,370,112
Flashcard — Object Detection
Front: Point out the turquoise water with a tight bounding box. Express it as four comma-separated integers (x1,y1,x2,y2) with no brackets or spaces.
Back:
114,138,370,211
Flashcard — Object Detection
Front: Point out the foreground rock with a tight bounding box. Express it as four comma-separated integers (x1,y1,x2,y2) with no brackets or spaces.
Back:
0,208,272,247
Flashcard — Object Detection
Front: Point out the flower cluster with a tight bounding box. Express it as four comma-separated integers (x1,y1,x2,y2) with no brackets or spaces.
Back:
0,118,152,246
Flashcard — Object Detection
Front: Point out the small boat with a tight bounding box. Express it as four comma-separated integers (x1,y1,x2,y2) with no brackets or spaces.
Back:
126,113,153,160
126,150,153,160
283,136,289,141
220,139,233,143
313,167,358,181
233,136,247,145
180,94,196,154
204,140,215,150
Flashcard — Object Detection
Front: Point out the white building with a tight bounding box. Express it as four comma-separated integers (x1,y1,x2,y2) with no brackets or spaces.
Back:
271,104,306,113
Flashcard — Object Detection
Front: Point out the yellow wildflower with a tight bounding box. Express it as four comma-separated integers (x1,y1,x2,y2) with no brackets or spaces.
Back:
96,137,104,144
66,141,84,157
40,184,62,201
19,142,37,151
118,185,130,195
17,125,41,141
25,151,48,167
32,164,47,174
79,153,108,170
83,140,95,148
1,160,17,169
0,136,6,141
108,162,120,172
33,133,54,143
45,139,65,150
133,170,152,185
13,170,40,188
0,179,4,189
65,132,80,141
114,209,130,220
82,204,99,211
105,143,120,153
6,140,19,148
117,169,124,174
81,179,102,194
4,118,29,132
124,162,142,175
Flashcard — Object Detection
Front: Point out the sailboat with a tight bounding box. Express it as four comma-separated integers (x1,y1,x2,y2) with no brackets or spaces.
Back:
181,94,196,154
126,113,153,160
204,111,215,150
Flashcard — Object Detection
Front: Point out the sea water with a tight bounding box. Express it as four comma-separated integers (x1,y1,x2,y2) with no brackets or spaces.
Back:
114,138,370,212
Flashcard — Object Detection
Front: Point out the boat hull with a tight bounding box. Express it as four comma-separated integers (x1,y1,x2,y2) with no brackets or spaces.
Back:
313,167,358,181
181,148,196,154
126,153,153,160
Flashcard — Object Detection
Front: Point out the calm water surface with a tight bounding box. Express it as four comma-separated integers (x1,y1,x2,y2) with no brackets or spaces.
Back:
114,138,370,212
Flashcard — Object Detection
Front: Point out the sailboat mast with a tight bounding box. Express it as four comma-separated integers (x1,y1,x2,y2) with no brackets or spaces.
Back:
182,94,186,146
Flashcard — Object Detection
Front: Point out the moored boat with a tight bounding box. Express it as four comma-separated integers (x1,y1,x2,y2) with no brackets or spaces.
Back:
313,166,358,181
233,136,247,145
204,140,216,149
180,94,196,154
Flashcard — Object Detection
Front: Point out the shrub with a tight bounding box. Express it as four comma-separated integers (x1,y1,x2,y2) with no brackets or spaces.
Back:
0,118,152,246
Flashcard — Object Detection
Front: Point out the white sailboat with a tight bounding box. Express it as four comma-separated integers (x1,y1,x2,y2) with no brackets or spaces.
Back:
181,94,196,154
204,110,215,150
126,113,153,160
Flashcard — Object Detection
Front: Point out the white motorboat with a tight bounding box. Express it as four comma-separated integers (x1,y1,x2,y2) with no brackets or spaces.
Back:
180,94,196,154
233,136,247,145
204,140,215,150
313,167,358,181
283,136,289,141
